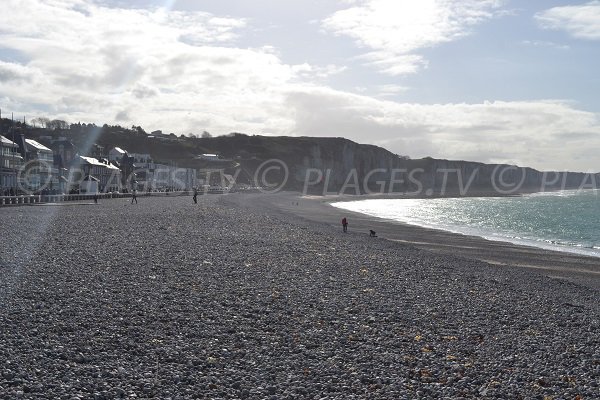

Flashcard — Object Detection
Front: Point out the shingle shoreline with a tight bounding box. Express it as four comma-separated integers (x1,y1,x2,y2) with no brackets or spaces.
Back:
1,195,598,399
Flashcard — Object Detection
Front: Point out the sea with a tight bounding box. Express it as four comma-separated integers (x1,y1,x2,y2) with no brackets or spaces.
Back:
331,190,600,258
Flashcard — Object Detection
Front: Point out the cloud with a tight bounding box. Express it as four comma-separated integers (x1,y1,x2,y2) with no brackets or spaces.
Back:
322,0,505,75
291,63,348,81
0,0,316,134
114,110,131,121
0,0,599,172
535,1,600,40
0,61,34,83
284,88,600,171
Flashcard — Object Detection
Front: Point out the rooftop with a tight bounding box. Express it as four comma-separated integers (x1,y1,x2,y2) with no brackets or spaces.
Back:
1,136,18,147
78,155,120,170
25,138,52,152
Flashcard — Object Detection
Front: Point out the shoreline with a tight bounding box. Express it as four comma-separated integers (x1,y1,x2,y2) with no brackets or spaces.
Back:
246,191,600,289
303,187,597,202
330,196,600,261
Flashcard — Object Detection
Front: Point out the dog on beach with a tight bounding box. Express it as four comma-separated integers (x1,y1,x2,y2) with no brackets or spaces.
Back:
369,230,377,237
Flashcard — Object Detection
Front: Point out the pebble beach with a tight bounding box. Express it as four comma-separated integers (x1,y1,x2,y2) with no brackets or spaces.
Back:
1,194,599,399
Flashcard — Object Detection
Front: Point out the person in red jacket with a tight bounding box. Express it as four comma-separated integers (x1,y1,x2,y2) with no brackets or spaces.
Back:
342,217,348,233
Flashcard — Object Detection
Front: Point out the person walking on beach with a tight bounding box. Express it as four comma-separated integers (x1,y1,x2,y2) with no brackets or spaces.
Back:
193,189,198,204
342,217,348,233
131,189,138,204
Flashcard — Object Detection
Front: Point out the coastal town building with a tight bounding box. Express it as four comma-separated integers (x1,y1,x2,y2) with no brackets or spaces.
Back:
109,147,152,164
132,160,196,191
49,139,78,193
0,135,24,194
89,143,105,158
80,175,99,194
24,139,53,163
107,147,196,191
108,147,126,162
69,155,122,193
20,138,59,193
51,139,77,171
129,153,152,163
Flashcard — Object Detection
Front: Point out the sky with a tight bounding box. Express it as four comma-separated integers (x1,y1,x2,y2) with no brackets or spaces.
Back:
0,0,599,171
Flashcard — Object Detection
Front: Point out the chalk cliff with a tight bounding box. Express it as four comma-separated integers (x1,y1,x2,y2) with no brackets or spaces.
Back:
266,137,597,195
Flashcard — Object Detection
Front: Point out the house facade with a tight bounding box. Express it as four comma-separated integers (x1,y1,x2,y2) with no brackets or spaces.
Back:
132,162,196,191
69,155,122,193
21,138,59,193
0,135,24,195
108,147,196,191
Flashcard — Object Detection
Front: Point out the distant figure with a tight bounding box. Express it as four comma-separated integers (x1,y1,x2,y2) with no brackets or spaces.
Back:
131,189,138,204
369,230,377,237
193,190,198,204
93,194,98,204
342,217,348,233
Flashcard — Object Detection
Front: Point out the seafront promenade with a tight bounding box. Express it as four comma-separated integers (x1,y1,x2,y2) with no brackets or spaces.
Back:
1,194,599,399
0,193,128,206
0,190,204,206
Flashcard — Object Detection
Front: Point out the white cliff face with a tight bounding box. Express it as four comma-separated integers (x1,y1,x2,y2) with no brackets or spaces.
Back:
290,139,596,194
295,140,404,190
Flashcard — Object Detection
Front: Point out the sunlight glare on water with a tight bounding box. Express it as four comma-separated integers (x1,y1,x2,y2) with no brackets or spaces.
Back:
332,190,600,257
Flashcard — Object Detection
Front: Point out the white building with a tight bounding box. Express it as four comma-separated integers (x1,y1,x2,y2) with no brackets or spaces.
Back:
132,162,196,191
108,147,127,162
23,139,58,192
0,136,24,194
70,155,122,193
107,147,196,191
108,147,152,164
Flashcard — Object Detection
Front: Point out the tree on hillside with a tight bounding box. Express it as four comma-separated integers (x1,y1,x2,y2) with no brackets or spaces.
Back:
201,131,212,138
70,122,82,133
129,125,146,135
31,117,50,128
47,119,69,130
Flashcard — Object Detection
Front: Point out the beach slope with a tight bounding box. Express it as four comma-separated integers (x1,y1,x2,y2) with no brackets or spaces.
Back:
255,192,600,290
0,195,598,399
